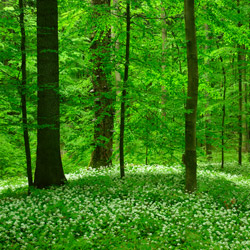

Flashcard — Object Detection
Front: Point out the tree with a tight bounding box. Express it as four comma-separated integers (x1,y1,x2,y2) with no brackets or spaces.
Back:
237,0,243,165
34,0,66,188
161,4,167,118
89,0,115,168
19,0,33,187
119,0,131,178
183,0,199,192
220,56,227,169
204,23,212,159
112,0,122,162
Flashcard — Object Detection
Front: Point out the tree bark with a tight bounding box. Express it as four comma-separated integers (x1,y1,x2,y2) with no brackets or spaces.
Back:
119,1,130,178
34,0,66,188
238,49,243,165
112,0,121,162
237,0,243,165
183,0,199,193
89,0,115,168
19,0,33,187
204,24,212,159
243,46,249,157
161,5,167,118
220,57,226,169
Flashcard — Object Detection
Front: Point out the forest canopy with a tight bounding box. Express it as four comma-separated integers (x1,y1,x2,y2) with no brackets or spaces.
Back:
0,0,249,189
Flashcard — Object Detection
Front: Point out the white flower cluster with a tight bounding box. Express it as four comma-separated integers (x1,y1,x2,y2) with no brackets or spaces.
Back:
0,164,249,249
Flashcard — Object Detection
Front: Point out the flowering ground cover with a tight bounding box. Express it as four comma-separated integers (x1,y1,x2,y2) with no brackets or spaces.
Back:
0,163,249,249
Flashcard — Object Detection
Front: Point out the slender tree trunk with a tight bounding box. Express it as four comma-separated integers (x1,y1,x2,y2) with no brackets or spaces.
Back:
89,0,114,168
112,0,121,162
161,5,167,118
241,45,248,154
238,45,243,165
220,57,226,169
204,24,212,159
119,1,130,178
248,18,250,162
19,0,33,187
205,105,212,158
244,46,249,157
183,0,199,193
35,0,66,188
237,0,243,165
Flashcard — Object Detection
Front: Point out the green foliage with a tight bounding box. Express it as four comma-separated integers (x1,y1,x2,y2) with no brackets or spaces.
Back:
0,0,250,178
0,133,26,177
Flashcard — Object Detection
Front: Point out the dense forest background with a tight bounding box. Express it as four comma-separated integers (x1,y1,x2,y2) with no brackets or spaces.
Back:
0,0,250,249
0,0,249,182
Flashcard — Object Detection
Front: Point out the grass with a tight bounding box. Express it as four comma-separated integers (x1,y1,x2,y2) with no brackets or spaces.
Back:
0,163,250,249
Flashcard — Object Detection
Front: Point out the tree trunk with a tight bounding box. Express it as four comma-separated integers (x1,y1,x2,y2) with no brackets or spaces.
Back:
34,0,66,188
238,44,243,165
244,46,249,156
183,0,199,193
240,44,248,155
238,51,243,165
19,0,33,187
237,0,243,165
238,32,243,165
204,24,212,159
89,0,114,168
161,5,167,118
119,1,131,178
112,0,121,162
220,57,226,169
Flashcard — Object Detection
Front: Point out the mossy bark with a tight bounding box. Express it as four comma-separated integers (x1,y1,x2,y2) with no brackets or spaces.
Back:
89,0,114,168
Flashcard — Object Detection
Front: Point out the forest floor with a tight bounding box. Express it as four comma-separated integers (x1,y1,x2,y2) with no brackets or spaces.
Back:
0,163,250,249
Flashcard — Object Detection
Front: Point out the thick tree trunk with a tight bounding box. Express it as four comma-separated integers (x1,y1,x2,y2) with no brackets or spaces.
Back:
19,0,33,187
119,1,130,178
183,0,199,192
89,0,114,168
35,0,66,188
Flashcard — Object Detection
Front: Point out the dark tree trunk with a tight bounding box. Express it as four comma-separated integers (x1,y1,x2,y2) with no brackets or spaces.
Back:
220,57,226,169
89,0,115,168
34,0,66,188
161,5,167,118
243,46,249,156
238,55,243,161
183,0,199,192
237,0,243,165
238,45,243,165
238,53,243,165
19,0,33,187
119,1,131,178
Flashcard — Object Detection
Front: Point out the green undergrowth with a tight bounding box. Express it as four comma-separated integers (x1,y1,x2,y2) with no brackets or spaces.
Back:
0,163,249,249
